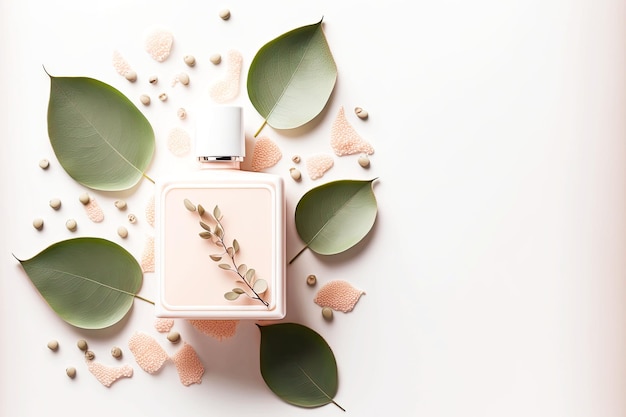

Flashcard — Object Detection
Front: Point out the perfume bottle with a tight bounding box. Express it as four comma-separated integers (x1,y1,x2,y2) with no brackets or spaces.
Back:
155,105,286,319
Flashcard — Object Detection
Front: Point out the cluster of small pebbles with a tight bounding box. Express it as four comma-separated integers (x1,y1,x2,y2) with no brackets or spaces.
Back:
47,338,126,379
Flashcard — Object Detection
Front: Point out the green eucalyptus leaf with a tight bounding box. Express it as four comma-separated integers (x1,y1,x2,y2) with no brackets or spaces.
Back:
245,268,256,283
253,279,268,294
292,179,378,263
237,264,247,275
14,237,143,329
47,75,155,191
232,288,246,294
225,291,241,301
258,323,344,410
247,19,337,134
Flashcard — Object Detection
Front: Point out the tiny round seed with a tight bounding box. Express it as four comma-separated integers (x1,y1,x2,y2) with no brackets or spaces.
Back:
355,107,368,120
148,75,158,85
322,307,334,321
47,340,59,351
49,198,62,210
65,219,77,231
183,55,196,67
66,367,77,379
177,72,190,86
167,331,181,344
140,94,151,105
39,159,50,169
291,155,301,164
79,192,90,205
114,200,127,210
209,53,222,65
33,218,44,230
158,93,168,101
117,226,128,238
111,346,123,359
84,350,95,361
306,274,317,286
77,339,88,351
219,8,231,20
124,70,137,82
127,214,137,224
177,108,187,119
358,154,370,168
289,167,301,181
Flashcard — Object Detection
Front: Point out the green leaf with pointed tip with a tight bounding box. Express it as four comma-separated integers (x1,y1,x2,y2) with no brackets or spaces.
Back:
292,179,378,262
258,323,344,410
247,19,337,133
253,279,268,294
47,75,155,191
14,237,143,329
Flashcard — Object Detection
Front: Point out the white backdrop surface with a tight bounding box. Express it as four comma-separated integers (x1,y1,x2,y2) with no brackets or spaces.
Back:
1,1,625,416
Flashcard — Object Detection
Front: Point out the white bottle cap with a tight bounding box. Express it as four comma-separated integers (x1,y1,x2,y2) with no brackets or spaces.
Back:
195,105,245,162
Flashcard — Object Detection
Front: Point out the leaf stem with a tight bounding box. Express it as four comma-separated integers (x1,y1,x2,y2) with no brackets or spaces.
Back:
134,294,155,305
143,173,155,184
254,120,267,138
288,245,309,264
331,400,346,412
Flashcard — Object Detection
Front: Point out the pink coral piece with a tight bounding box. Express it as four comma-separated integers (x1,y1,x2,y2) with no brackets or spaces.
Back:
86,361,133,387
250,136,282,172
305,154,334,180
154,317,174,333
128,331,169,374
84,198,104,223
188,319,239,341
314,280,365,312
209,50,243,103
171,342,205,386
330,106,374,156
166,127,191,157
144,29,173,62
112,50,132,76
141,236,155,273
145,194,155,228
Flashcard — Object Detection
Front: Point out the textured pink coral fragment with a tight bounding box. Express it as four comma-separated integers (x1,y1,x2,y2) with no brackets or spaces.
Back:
314,280,365,312
144,29,173,62
154,317,174,333
86,360,133,387
188,319,239,341
128,331,169,374
112,50,132,76
167,127,191,157
209,50,243,103
171,342,205,386
305,154,334,180
250,136,282,172
145,194,155,228
330,106,375,156
141,236,155,273
84,198,104,223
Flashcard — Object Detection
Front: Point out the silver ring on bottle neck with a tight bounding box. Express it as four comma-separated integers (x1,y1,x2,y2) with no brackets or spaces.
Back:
198,156,244,163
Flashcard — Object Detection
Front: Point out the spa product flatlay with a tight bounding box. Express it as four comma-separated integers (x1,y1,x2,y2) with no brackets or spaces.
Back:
330,106,375,156
314,279,365,313
250,136,282,172
305,154,334,180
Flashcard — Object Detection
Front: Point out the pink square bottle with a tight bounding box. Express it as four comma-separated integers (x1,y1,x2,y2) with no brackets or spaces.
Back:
155,105,286,319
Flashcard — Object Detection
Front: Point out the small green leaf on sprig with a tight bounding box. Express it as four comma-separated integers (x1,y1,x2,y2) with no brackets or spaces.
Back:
185,200,269,307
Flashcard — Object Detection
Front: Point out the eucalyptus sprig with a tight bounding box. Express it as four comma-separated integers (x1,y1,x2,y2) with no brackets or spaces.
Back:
184,199,269,307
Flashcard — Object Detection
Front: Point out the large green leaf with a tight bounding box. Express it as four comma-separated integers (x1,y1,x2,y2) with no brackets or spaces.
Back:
47,75,155,191
291,179,378,263
247,19,337,135
258,323,344,410
14,238,144,329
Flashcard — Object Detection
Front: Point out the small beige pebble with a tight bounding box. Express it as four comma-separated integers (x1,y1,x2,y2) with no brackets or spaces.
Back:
219,8,231,20
358,154,370,168
66,367,77,379
148,75,158,85
158,93,168,102
33,218,44,230
49,198,61,210
140,94,151,106
39,159,50,169
289,167,301,181
177,72,190,86
322,306,334,321
291,155,301,164
84,350,95,361
355,107,368,120
111,346,123,359
117,226,128,238
79,192,90,205
127,214,137,224
183,55,196,67
47,340,59,351
210,53,222,65
167,331,181,344
306,274,317,286
177,108,187,119
124,70,137,82
114,200,127,210
65,219,77,231
77,339,88,351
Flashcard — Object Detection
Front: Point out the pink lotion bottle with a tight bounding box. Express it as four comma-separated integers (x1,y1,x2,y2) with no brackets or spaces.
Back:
155,105,286,319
